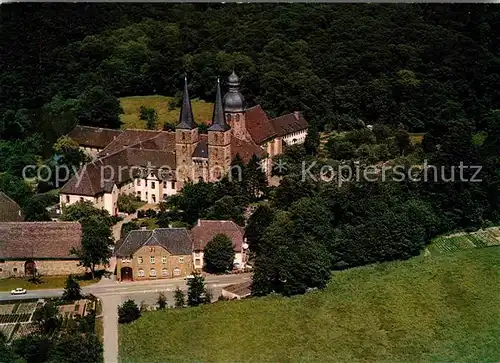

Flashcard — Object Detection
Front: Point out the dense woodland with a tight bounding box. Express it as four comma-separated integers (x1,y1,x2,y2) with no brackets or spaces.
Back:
0,4,499,297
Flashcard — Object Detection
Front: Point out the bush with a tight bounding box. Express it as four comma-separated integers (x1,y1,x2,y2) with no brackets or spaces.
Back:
117,194,139,214
118,300,140,324
145,209,157,218
137,210,146,218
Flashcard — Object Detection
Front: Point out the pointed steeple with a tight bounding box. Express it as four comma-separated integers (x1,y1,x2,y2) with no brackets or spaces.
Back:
208,77,230,132
177,75,196,130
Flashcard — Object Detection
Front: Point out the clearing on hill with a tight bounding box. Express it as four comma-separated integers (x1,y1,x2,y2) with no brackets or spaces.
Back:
120,95,214,130
119,247,500,363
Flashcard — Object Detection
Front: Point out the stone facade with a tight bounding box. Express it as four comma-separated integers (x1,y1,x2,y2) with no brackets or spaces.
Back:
0,259,85,279
116,245,193,281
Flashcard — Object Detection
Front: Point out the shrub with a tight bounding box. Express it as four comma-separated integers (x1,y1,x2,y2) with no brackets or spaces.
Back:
118,300,140,324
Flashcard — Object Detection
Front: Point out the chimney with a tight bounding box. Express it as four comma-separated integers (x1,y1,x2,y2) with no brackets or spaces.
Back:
293,111,300,120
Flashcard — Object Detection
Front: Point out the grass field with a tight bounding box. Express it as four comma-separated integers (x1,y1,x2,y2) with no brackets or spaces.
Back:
0,275,99,292
120,95,214,130
427,227,500,256
119,247,500,363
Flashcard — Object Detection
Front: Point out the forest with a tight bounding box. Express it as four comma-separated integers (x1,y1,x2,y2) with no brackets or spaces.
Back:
0,4,499,295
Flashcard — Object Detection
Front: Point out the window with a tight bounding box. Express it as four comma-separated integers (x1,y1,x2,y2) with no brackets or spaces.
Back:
163,194,168,201
162,268,168,277
137,179,141,186
179,256,184,263
171,181,175,189
13,268,17,273
145,180,148,187
80,197,84,202
173,268,181,276
145,192,148,197
162,256,167,264
152,195,156,203
150,268,156,277
138,269,145,277
151,182,155,189
163,181,167,188
66,196,70,203
138,256,143,264
150,256,155,264
195,259,201,266
137,191,141,198
149,247,155,252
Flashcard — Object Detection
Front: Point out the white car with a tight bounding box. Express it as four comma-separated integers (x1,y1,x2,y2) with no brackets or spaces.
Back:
10,288,27,295
184,275,195,280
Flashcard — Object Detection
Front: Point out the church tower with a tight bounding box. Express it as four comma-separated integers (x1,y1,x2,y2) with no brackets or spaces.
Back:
208,77,232,182
175,76,199,188
223,71,248,141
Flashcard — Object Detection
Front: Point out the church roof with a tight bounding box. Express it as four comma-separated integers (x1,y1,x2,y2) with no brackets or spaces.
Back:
270,111,308,137
245,105,277,144
177,76,197,130
67,125,123,149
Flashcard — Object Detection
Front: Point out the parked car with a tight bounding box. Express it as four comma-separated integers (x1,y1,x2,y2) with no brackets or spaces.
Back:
10,288,27,295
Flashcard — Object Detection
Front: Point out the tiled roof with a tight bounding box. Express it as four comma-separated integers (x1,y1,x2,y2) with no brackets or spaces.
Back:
223,281,252,297
0,222,81,259
245,105,277,144
67,125,122,149
60,142,177,196
270,112,308,137
0,193,23,222
192,135,208,159
231,138,265,164
191,220,244,252
114,228,193,257
98,130,162,157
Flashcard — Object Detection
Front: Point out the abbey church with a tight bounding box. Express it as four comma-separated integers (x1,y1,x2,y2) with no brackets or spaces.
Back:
61,72,308,215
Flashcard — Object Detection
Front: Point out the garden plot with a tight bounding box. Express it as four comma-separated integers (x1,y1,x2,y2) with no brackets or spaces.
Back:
11,323,37,341
0,304,14,315
0,323,15,341
428,227,500,255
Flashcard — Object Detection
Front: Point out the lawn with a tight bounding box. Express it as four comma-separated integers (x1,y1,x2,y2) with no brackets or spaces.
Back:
119,247,500,363
0,275,99,292
120,95,214,130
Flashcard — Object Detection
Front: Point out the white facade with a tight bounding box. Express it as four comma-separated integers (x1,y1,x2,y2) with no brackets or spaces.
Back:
283,128,307,145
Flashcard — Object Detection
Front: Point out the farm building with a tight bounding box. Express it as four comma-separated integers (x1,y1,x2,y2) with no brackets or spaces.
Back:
0,222,85,278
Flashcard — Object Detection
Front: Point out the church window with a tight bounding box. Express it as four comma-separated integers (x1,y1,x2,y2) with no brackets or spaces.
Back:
235,114,240,121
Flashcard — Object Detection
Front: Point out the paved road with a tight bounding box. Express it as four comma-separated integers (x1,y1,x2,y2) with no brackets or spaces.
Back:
0,274,251,363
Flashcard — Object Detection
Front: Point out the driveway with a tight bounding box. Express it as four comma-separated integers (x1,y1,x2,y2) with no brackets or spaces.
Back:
112,212,137,243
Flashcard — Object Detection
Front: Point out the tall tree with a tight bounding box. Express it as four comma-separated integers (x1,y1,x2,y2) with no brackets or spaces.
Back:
174,287,185,308
187,273,211,307
61,275,83,302
203,234,235,274
75,86,123,129
70,216,113,279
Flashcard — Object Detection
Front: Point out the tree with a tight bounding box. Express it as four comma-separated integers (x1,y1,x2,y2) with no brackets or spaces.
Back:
205,196,245,226
394,126,411,156
245,204,275,254
203,234,235,274
53,136,91,178
174,287,185,308
70,216,113,279
49,333,103,363
157,292,168,310
61,275,83,302
118,300,141,324
22,197,51,221
33,302,61,337
75,86,123,129
120,221,139,240
61,200,114,226
244,155,267,200
325,139,357,160
117,194,139,214
139,106,158,130
12,335,52,363
187,274,211,307
304,123,320,156
0,173,34,208
0,331,23,363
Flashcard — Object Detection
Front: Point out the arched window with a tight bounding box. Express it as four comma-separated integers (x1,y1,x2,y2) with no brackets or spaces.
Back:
162,268,168,277
235,114,240,122
138,269,145,277
173,268,181,276
150,268,157,277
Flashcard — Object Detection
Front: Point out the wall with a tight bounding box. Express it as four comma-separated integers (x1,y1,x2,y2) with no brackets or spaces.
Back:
0,259,85,279
283,129,307,145
192,250,246,270
60,194,96,210
116,245,193,281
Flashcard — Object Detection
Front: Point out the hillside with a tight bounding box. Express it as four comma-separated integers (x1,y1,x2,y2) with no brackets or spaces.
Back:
119,248,500,363
120,95,214,130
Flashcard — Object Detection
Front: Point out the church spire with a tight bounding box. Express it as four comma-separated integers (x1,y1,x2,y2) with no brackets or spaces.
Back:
177,75,196,130
208,77,230,132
